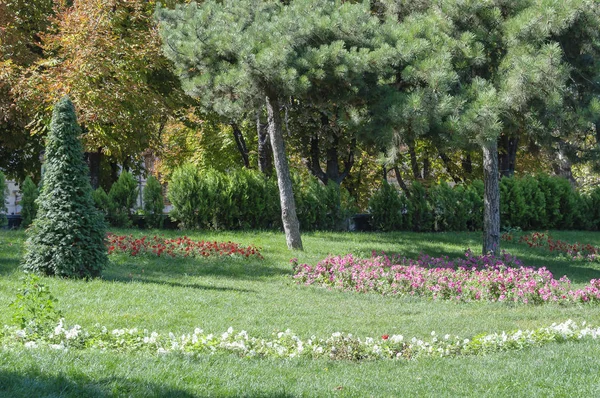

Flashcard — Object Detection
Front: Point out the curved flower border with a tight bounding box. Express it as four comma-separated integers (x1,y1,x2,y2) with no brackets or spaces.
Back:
2,319,598,361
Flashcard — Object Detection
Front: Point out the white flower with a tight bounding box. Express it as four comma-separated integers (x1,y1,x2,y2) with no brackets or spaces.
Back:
50,342,65,350
390,335,404,343
24,341,37,348
157,348,168,354
15,329,26,338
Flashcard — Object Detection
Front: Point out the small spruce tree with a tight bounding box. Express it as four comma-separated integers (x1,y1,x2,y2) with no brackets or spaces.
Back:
108,170,138,227
20,176,39,228
143,174,164,229
23,97,107,278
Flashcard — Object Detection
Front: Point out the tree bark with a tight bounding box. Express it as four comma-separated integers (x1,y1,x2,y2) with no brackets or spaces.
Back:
266,95,303,250
86,148,102,190
256,110,273,175
231,123,250,168
498,133,519,177
482,139,500,255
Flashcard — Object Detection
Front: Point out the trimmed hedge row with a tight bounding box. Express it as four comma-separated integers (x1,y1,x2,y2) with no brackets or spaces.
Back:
167,166,355,231
369,175,600,232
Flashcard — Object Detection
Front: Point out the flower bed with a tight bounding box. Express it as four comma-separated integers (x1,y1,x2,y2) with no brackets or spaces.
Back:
2,319,598,361
291,251,600,304
502,232,600,261
106,234,263,259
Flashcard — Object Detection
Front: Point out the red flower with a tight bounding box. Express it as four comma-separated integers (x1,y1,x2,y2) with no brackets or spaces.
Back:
382,334,389,340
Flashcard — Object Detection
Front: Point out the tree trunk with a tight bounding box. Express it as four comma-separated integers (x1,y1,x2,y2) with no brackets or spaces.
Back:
498,133,518,177
231,123,250,168
482,139,500,255
256,110,273,175
266,95,303,250
86,148,102,190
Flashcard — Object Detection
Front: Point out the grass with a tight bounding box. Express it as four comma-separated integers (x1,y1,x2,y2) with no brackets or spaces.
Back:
2,229,600,397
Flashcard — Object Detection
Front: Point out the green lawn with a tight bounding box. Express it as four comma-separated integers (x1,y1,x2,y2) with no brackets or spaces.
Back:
2,229,600,397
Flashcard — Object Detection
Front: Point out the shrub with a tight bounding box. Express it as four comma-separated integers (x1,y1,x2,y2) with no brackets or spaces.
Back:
295,174,355,231
20,176,39,228
143,175,164,229
168,164,209,229
23,97,107,278
409,181,433,232
368,182,406,231
108,170,138,227
92,187,111,217
464,180,484,231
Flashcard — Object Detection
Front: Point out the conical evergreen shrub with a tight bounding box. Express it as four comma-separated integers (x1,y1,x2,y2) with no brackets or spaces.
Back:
23,97,107,278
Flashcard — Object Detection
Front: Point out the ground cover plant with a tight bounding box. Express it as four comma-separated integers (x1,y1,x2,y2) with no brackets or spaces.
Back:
2,229,600,396
502,231,600,262
106,233,264,259
292,251,600,304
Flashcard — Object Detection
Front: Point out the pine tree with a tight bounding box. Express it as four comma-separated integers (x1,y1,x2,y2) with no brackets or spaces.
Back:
23,97,107,278
20,176,39,228
156,0,386,250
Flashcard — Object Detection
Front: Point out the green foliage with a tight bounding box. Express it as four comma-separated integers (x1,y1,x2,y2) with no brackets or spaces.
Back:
368,182,407,232
0,170,7,227
19,176,39,228
108,171,138,227
167,165,356,231
409,181,433,232
22,96,107,278
92,187,111,217
143,175,164,229
295,176,356,231
9,274,61,336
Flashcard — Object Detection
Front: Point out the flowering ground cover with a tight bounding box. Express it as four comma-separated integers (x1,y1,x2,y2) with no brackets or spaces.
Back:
106,233,263,259
2,318,598,362
502,231,600,261
2,229,600,396
292,251,600,304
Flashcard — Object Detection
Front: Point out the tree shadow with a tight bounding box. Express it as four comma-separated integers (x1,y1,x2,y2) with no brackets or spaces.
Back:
0,369,300,398
102,274,257,293
0,370,196,398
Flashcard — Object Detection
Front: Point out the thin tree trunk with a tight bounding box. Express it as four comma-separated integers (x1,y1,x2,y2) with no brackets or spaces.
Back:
231,123,250,168
482,139,500,255
266,95,303,250
256,110,273,175
498,134,518,177
393,166,411,197
86,148,102,190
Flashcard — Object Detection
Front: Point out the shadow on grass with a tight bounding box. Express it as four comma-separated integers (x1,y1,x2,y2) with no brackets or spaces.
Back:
107,255,291,282
102,274,257,293
0,369,299,398
0,370,197,398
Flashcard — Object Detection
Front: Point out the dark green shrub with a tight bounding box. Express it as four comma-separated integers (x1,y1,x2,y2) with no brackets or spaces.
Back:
431,182,466,232
294,174,355,231
409,181,433,232
368,182,405,231
23,97,107,278
20,176,39,228
464,180,484,231
143,175,164,229
537,174,578,229
517,176,546,230
168,164,205,229
108,170,138,227
500,177,526,229
92,187,111,217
